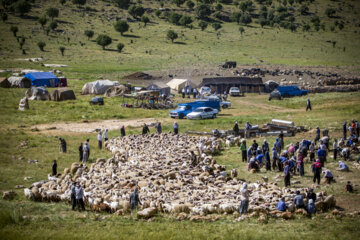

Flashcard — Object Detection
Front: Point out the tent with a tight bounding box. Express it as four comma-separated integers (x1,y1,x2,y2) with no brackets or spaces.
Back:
50,88,76,101
166,79,196,93
81,80,120,95
24,72,59,87
25,87,50,100
147,82,171,96
104,85,131,97
0,78,11,88
7,76,31,88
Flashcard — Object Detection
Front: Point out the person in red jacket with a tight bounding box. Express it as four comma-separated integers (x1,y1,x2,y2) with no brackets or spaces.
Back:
312,159,322,185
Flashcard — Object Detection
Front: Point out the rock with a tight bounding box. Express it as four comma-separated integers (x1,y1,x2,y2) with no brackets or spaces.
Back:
137,207,157,219
2,190,16,200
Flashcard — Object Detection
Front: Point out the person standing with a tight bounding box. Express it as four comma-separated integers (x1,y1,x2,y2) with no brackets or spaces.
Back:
52,160,57,176
156,122,162,134
233,121,239,136
97,131,102,150
75,183,85,211
130,187,142,213
272,147,278,171
262,139,269,154
317,147,326,167
239,182,250,215
284,161,291,187
314,127,320,144
278,131,284,150
333,139,338,161
297,153,304,176
83,140,89,163
102,129,108,142
343,122,347,140
173,122,179,135
59,137,67,153
312,159,322,185
244,121,251,138
78,143,83,162
309,142,315,162
70,182,76,211
306,98,312,111
356,120,359,137
120,125,126,137
192,88,197,99
240,140,247,163
142,124,150,135
186,87,190,98
181,88,185,98
265,150,271,171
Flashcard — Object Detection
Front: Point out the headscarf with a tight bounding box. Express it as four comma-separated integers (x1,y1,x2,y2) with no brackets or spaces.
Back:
309,199,314,204
241,182,247,192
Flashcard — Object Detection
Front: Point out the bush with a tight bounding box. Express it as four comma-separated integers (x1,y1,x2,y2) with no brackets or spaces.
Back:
49,21,58,30
338,22,344,30
325,8,336,18
240,13,252,25
113,0,130,9
289,23,297,32
299,5,309,15
13,0,32,16
259,17,268,27
114,20,129,35
179,15,192,26
10,26,18,37
117,43,125,52
141,15,150,26
277,6,287,13
84,30,94,39
128,4,145,18
186,0,194,9
169,12,182,25
330,25,335,31
155,9,161,17
215,3,223,11
1,12,8,22
46,7,59,20
212,22,221,31
60,0,66,5
59,46,65,56
195,4,211,20
239,0,253,13
231,12,242,23
167,30,178,43
173,0,185,7
239,26,245,35
96,34,112,49
198,21,208,31
37,41,46,51
38,16,47,29
72,0,86,6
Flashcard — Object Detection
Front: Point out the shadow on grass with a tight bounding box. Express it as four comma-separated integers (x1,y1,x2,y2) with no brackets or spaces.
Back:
123,34,140,38
174,42,186,45
104,49,120,52
57,20,73,25
20,15,38,21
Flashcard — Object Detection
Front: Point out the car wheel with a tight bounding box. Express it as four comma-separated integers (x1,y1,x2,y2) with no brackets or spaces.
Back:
222,105,228,109
179,113,184,119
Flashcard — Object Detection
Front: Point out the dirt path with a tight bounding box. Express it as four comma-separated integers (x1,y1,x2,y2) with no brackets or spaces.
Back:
34,118,158,134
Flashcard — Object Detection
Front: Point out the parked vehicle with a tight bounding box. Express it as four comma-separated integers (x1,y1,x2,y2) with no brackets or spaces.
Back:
90,97,104,105
276,86,308,98
229,87,241,96
187,107,218,120
199,86,211,95
268,89,282,101
205,95,231,109
170,99,220,119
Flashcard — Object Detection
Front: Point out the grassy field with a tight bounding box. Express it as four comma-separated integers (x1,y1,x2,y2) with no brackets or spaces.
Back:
0,90,360,239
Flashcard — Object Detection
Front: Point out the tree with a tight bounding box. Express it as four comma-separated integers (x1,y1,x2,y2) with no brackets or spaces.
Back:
195,4,211,20
239,0,253,13
84,30,94,40
173,0,185,7
46,7,59,21
212,22,221,31
239,26,245,35
59,46,65,56
1,12,8,22
240,13,251,25
117,43,125,52
325,8,336,18
114,20,129,35
128,4,145,19
259,17,267,27
141,15,150,26
38,16,47,29
169,12,182,25
167,30,178,43
49,21,58,30
299,5,309,15
302,23,310,31
72,0,86,7
19,37,25,49
59,0,66,5
186,0,194,9
198,21,208,31
215,3,223,11
179,15,192,26
10,26,18,37
13,0,32,16
96,34,112,49
37,41,46,51
231,12,241,23
113,0,130,9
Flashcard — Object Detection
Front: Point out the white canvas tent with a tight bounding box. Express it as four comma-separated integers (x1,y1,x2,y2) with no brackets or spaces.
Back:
166,79,196,93
81,80,120,95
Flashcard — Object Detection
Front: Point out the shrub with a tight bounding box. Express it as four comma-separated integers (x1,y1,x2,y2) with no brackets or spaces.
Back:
49,21,58,30
10,26,18,37
212,22,221,31
1,12,8,22
215,3,223,11
59,46,65,56
338,22,344,30
330,25,335,31
179,15,192,26
155,9,161,17
239,0,253,13
169,12,182,25
240,13,252,25
60,0,66,5
96,34,112,49
128,4,145,18
299,5,309,15
37,41,46,51
38,16,47,29
13,0,32,16
198,21,208,31
302,23,310,31
114,20,129,35
167,30,178,43
117,43,125,52
72,0,86,7
213,11,222,20
231,12,242,23
173,0,185,7
186,0,194,9
46,7,59,20
195,4,211,20
259,17,268,27
325,8,336,18
84,30,94,40
141,15,150,26
289,23,297,32
113,0,131,9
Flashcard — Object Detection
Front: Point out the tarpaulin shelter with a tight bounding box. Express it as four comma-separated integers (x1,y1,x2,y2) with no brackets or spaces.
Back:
50,88,76,101
81,80,120,95
24,72,59,87
166,79,196,93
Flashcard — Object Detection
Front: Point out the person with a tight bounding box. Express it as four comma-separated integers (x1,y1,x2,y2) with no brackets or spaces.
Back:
251,140,258,155
78,143,83,162
272,147,278,171
341,148,350,161
248,156,259,171
83,139,90,163
277,197,287,212
314,127,320,144
317,147,326,167
52,160,57,176
306,98,312,111
346,181,353,193
293,190,305,209
323,169,334,184
265,150,271,171
312,159,322,185
239,182,250,215
244,121,251,138
343,122,347,140
274,138,281,153
233,121,239,136
75,183,85,211
262,139,269,154
288,143,295,156
306,188,316,202
284,162,291,187
278,131,284,150
102,129,108,142
59,137,67,153
120,125,126,137
97,131,102,150
190,151,198,167
297,154,304,176
247,146,253,161
181,88,185,98
156,122,162,134
173,122,179,135
333,139,338,161
337,161,349,171
223,91,227,101
356,120,359,137
256,153,264,168
70,182,76,211
306,199,316,215
192,88,197,99
309,142,315,162
240,140,247,163
130,187,142,212
186,87,190,98
142,124,150,135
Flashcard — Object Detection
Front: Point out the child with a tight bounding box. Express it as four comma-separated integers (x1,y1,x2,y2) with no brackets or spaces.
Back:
346,181,353,193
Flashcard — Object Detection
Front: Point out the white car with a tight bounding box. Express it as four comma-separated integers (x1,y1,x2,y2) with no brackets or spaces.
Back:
187,107,218,120
199,86,211,95
229,87,241,96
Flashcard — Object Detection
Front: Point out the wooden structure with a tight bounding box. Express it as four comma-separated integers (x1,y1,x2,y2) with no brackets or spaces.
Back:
200,77,264,94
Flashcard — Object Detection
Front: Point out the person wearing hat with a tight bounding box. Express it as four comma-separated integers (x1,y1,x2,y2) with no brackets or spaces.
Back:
130,187,142,212
239,182,250,215
293,190,305,209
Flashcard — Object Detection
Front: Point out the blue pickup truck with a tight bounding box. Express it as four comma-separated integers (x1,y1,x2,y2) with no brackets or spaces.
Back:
170,99,220,119
276,86,308,98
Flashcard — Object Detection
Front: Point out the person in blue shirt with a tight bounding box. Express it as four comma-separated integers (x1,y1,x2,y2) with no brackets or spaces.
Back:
338,161,349,171
317,148,326,167
256,153,264,167
306,199,316,215
277,197,287,211
293,190,305,209
314,127,321,144
247,146,253,160
279,155,287,172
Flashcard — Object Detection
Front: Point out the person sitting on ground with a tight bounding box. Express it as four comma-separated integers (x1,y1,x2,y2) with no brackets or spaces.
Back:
306,199,316,215
346,181,353,193
293,190,305,209
239,182,250,215
248,155,259,171
130,187,142,212
337,161,349,171
341,147,350,161
52,160,57,176
323,169,334,184
306,188,316,202
277,197,287,212
346,137,354,147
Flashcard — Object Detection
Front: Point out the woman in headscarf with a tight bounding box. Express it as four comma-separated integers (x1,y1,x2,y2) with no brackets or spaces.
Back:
239,182,250,215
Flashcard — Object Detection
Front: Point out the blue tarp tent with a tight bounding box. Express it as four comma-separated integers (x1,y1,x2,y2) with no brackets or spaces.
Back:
24,72,59,87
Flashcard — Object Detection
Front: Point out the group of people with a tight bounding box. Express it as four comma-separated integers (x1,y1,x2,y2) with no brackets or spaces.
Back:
276,189,316,215
143,122,179,135
181,88,197,99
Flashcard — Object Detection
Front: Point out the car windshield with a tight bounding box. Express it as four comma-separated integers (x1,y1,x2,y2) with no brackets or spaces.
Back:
194,109,203,112
177,106,187,110
230,87,238,90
